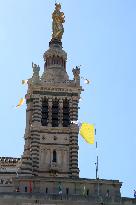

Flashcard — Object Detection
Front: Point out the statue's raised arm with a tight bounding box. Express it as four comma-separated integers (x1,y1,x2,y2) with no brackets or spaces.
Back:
52,3,65,41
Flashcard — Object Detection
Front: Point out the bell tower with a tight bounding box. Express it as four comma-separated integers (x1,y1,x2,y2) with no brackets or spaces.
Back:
19,4,82,178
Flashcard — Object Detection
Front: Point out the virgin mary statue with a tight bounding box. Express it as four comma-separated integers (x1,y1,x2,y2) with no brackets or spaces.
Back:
52,3,65,41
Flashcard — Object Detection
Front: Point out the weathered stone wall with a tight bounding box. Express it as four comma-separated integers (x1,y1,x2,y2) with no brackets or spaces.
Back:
0,193,135,205
13,177,121,201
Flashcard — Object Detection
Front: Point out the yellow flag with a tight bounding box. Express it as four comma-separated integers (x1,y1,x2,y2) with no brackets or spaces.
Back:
79,123,95,144
16,98,25,108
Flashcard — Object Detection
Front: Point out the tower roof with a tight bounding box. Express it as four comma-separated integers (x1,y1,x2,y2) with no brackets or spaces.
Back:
42,4,69,83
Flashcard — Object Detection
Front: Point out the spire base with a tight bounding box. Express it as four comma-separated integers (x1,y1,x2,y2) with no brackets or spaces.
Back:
49,38,62,48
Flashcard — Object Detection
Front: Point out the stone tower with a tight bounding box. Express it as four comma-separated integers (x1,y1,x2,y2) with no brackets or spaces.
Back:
19,5,82,179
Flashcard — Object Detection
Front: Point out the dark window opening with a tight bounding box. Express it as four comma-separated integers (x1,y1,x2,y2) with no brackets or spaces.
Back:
41,99,48,126
46,187,48,194
52,100,59,127
53,56,55,64
54,136,57,141
64,60,66,69
53,150,57,162
60,58,63,67
49,58,51,65
87,189,89,196
25,186,27,192
63,99,70,127
66,188,69,195
56,56,59,64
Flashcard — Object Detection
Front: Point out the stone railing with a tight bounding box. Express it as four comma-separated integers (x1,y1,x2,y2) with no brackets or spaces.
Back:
41,77,78,86
0,157,21,168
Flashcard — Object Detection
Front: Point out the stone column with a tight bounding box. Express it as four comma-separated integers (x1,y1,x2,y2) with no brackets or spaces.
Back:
69,99,73,174
30,94,42,176
71,97,78,122
69,99,73,122
19,98,32,175
70,97,79,177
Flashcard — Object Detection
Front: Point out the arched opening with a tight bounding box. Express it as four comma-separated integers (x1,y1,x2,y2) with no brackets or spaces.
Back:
46,187,48,194
63,60,65,68
60,58,63,66
53,150,57,162
25,186,27,192
63,99,70,127
56,56,59,64
64,60,66,69
54,56,57,64
66,188,69,195
53,55,55,64
52,99,59,127
87,189,89,196
41,98,48,126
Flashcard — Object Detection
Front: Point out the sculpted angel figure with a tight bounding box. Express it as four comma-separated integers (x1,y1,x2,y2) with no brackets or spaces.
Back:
52,3,65,41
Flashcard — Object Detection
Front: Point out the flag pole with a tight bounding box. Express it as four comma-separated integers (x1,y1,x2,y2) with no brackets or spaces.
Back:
95,128,100,197
96,155,98,179
96,155,100,197
95,132,99,180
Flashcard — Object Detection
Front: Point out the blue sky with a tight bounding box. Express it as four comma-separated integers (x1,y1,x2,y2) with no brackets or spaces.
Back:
0,0,136,198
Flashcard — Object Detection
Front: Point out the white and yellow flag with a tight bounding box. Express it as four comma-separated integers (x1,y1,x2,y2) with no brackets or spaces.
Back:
16,98,25,108
81,77,91,84
22,80,28,85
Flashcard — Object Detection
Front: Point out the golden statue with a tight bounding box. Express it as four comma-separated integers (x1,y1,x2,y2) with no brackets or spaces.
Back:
52,3,65,41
